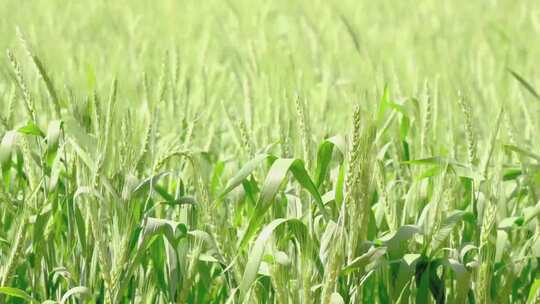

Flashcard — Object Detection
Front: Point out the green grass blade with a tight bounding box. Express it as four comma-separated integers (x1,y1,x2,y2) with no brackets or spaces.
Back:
508,68,540,101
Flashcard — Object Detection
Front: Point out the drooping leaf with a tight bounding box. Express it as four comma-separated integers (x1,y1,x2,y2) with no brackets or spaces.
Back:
188,230,224,263
314,135,346,188
504,145,540,162
378,225,421,255
430,210,474,254
341,246,387,275
141,217,187,248
0,287,37,303
132,172,171,197
239,218,311,300
220,154,276,197
238,158,328,250
60,286,91,304
443,259,470,303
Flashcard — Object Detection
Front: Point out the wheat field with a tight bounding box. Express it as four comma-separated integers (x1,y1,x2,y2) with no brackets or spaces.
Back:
1,1,540,303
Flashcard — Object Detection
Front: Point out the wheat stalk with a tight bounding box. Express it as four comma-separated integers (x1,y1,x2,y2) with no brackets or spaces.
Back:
7,49,36,122
457,92,477,167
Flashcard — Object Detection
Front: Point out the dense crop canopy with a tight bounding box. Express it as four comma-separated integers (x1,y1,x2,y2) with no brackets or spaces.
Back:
1,1,540,303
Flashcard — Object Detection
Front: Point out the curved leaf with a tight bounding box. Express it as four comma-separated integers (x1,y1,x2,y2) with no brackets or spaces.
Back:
0,287,36,303
430,210,473,254
379,225,421,255
141,217,186,247
188,230,225,263
443,259,470,303
504,145,540,162
314,135,346,188
459,244,478,262
239,218,311,300
60,286,91,304
220,154,276,198
341,246,387,275
238,158,328,249
132,172,171,197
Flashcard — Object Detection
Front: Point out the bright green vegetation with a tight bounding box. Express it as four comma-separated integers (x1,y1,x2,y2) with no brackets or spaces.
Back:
1,1,540,303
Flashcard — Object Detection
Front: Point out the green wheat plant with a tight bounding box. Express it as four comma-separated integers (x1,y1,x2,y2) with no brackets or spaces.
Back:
1,0,540,303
